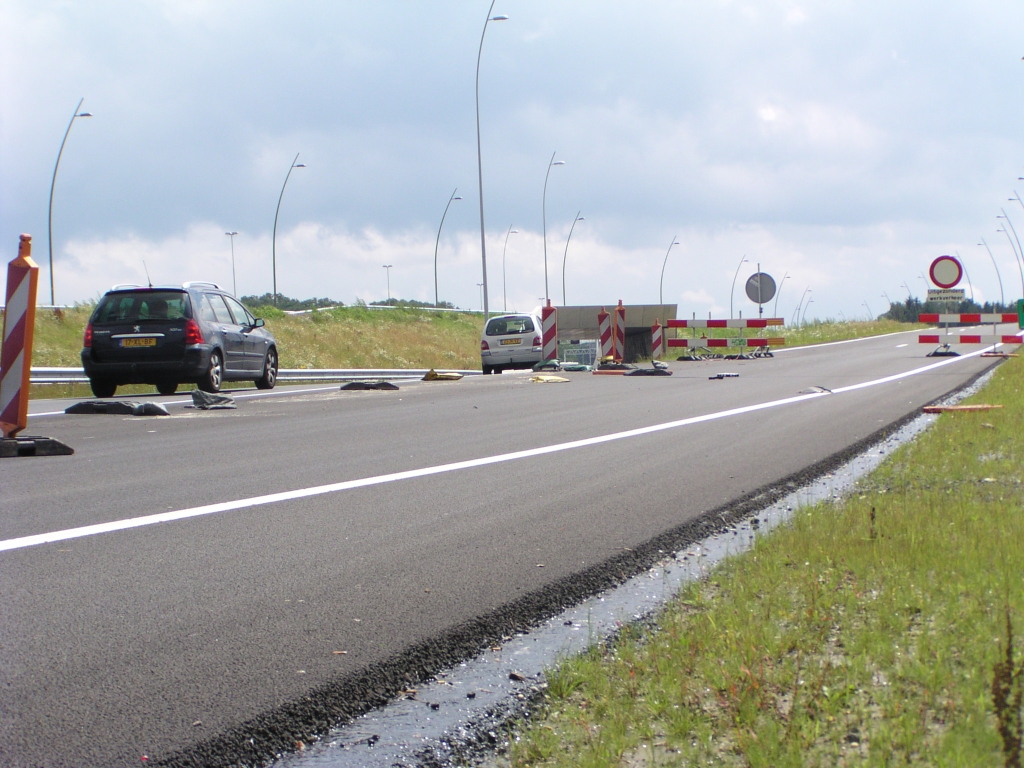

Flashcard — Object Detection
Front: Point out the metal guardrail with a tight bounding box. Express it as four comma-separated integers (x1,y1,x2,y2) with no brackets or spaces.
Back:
29,367,481,384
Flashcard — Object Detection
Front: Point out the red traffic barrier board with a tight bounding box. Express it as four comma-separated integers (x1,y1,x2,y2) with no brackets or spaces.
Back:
667,318,784,329
668,337,785,348
919,334,1023,345
613,300,625,362
1,235,39,438
598,307,612,359
918,313,1017,324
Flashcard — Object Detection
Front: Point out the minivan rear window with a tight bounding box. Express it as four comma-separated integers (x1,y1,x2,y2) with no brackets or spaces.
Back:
486,316,534,336
93,291,190,323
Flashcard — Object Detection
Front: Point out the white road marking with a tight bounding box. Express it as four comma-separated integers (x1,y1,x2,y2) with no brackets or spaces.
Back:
1,346,996,554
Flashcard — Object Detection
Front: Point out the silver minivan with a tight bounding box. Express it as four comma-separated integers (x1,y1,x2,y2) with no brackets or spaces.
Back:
480,313,543,374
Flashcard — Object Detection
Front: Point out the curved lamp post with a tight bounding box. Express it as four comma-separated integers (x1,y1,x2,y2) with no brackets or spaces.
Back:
225,232,238,296
542,152,565,303
997,209,1024,296
978,238,1005,307
772,272,790,318
48,98,92,306
383,264,393,304
793,286,811,325
954,250,974,302
801,299,814,326
502,225,518,312
729,255,748,319
272,153,305,306
474,2,509,320
658,237,680,305
863,301,873,320
561,212,584,306
433,188,462,307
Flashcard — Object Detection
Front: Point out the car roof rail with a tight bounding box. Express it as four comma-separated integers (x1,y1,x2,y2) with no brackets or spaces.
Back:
182,281,222,290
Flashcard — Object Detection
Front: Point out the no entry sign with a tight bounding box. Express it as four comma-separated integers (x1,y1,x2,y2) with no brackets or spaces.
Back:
929,255,963,290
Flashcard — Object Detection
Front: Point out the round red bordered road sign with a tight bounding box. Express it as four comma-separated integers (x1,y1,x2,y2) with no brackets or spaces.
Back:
929,255,962,289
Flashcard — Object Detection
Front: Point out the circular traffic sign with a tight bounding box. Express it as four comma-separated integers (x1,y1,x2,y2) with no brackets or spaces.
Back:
744,272,776,304
929,255,962,289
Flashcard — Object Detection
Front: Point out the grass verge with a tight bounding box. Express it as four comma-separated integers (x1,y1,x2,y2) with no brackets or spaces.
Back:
504,357,1024,767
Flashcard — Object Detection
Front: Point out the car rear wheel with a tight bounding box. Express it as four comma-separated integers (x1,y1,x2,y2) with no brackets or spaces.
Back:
199,350,223,393
156,381,178,396
482,364,494,375
89,378,117,398
255,348,278,390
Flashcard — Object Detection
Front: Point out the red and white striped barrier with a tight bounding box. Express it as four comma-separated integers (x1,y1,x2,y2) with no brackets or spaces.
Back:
541,300,558,360
1,235,39,438
613,300,626,362
598,307,612,359
918,313,1017,324
667,318,785,329
668,337,785,349
919,334,1022,346
651,320,663,360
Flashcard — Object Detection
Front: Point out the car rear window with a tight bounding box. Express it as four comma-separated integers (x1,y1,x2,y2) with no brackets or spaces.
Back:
93,291,190,323
486,316,534,336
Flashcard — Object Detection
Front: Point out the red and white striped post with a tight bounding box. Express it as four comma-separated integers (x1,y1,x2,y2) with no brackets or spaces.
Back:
613,300,626,362
598,307,612,359
651,319,663,360
1,235,39,438
541,300,558,360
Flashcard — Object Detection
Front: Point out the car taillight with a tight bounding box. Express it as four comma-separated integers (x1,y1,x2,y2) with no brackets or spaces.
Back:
83,323,93,348
532,335,541,346
480,339,490,351
184,318,204,344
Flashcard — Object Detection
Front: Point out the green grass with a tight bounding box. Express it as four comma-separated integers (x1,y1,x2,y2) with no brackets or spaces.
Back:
505,357,1024,767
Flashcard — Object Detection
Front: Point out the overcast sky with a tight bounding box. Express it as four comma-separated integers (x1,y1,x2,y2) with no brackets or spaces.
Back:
3,1,1024,320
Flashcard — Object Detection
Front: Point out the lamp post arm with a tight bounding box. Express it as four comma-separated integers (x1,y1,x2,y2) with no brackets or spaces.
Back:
954,251,973,303
979,238,1005,307
562,211,581,306
272,152,300,306
659,237,677,305
730,255,746,319
48,97,86,306
1000,209,1024,297
772,272,788,318
434,187,459,307
474,0,497,319
542,151,557,303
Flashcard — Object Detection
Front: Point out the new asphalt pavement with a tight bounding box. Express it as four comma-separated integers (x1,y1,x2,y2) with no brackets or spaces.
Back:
0,329,1007,767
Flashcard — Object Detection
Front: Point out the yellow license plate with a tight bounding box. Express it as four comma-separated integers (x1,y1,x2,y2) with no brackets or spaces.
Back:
500,338,522,345
121,337,157,347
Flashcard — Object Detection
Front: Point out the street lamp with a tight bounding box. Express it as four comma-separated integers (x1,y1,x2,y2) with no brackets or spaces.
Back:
978,239,1005,307
502,225,518,312
658,237,680,305
474,1,509,320
434,188,462,307
997,209,1024,296
729,255,748,319
542,152,566,303
801,299,814,326
793,286,811,325
863,301,873,319
272,153,305,306
225,232,238,296
954,250,974,302
561,212,585,306
383,264,393,304
772,272,790,318
48,98,92,306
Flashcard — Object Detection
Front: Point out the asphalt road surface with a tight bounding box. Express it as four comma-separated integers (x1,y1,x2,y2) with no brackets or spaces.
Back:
0,330,1008,767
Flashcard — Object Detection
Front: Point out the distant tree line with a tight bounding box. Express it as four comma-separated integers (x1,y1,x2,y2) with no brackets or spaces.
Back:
882,296,1017,324
240,293,343,311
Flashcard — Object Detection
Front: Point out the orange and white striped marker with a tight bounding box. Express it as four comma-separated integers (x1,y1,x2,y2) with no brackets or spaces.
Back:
598,307,612,359
1,235,39,438
651,319,663,360
613,300,626,362
541,300,558,360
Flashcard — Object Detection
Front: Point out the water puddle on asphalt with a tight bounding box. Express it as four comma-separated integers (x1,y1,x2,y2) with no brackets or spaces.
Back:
273,372,993,768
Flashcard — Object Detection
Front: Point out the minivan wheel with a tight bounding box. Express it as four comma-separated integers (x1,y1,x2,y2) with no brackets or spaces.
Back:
482,364,494,375
199,350,223,393
255,348,278,390
89,378,117,398
156,381,178,396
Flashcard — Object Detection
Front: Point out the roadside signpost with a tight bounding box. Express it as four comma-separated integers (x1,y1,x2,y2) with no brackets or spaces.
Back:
744,269,776,317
